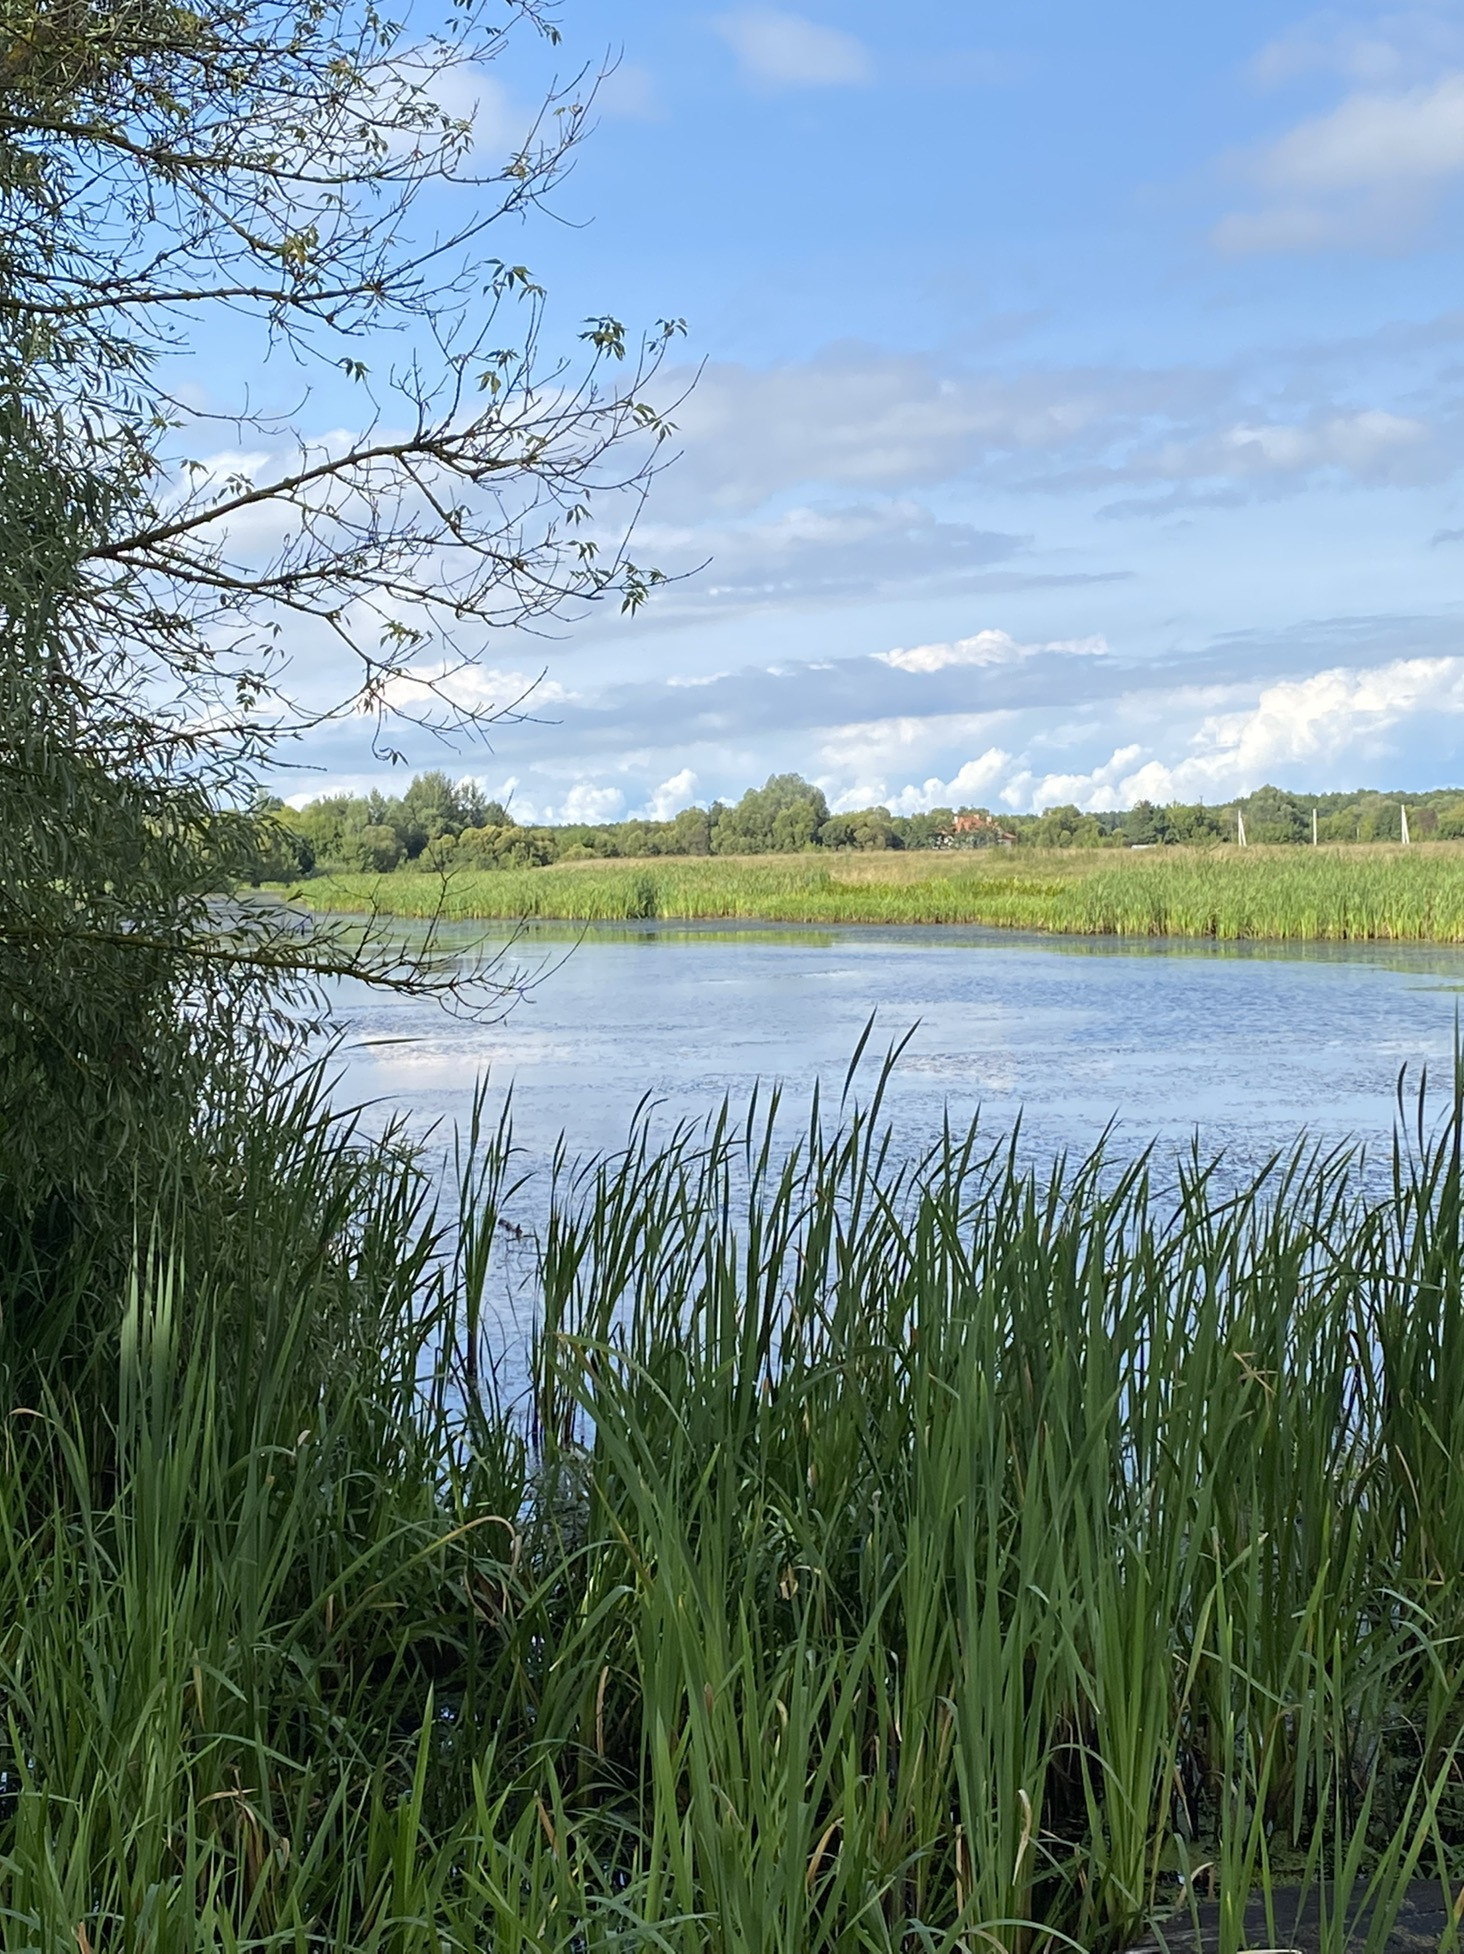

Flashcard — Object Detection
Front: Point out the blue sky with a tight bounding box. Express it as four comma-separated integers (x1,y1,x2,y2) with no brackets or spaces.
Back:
261,0,1464,817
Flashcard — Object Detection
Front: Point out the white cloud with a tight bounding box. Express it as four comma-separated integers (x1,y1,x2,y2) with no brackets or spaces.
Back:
558,781,626,824
1219,409,1426,472
711,9,873,88
1263,72,1464,192
999,746,1146,813
797,649,1464,819
429,67,526,156
286,635,1464,830
818,712,1011,779
885,749,1014,814
992,658,1464,812
665,351,1128,512
378,663,575,715
1096,407,1437,513
1218,68,1464,251
640,768,700,820
366,56,530,164
1214,204,1357,254
596,63,662,119
633,500,1023,617
283,774,384,809
1253,30,1397,88
1145,656,1464,798
1251,12,1464,91
874,627,1107,675
654,341,1452,533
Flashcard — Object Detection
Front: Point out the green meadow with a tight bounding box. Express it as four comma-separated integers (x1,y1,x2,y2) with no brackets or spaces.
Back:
8,1058,1464,1950
283,841,1464,942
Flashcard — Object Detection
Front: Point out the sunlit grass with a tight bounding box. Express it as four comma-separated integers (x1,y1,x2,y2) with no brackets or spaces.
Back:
5,1052,1464,1948
280,842,1464,942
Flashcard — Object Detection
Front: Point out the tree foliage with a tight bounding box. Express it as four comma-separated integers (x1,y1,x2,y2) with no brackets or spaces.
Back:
0,0,683,1256
709,773,830,854
259,771,1464,883
0,0,681,740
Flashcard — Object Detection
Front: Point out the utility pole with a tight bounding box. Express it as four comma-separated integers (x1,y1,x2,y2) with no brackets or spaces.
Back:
1237,810,1247,848
1312,807,1318,846
1401,803,1411,846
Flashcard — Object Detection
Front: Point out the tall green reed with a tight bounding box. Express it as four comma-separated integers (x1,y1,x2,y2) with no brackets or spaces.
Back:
3,1048,1464,1949
289,844,1464,942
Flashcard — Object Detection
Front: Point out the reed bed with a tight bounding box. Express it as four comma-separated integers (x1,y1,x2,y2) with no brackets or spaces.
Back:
285,843,1464,942
4,1056,1464,1950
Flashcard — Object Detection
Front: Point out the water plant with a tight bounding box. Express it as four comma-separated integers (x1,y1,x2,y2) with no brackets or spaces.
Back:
3,1050,1464,1949
283,843,1464,944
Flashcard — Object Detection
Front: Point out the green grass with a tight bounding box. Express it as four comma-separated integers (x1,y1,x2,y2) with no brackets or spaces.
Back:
279,842,1464,942
6,1051,1464,1949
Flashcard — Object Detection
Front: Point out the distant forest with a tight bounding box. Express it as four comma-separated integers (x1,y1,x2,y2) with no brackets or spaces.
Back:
251,771,1464,878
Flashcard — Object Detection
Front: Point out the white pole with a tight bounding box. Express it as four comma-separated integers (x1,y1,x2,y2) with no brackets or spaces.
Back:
1312,807,1318,847
1238,810,1246,848
1401,803,1410,846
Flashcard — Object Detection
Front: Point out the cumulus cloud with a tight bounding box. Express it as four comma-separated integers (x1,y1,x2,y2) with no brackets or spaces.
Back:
992,659,1464,812
285,624,1464,829
998,746,1147,814
557,781,626,824
1142,657,1464,798
711,9,873,87
884,750,1015,814
819,713,1012,782
772,639,1464,819
875,628,1107,675
640,768,700,820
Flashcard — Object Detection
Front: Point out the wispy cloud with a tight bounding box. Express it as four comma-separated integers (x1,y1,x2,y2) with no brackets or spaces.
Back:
710,9,873,88
595,62,663,120
378,662,574,717
1250,9,1464,90
874,628,1107,676
657,340,1459,529
634,501,1027,619
1218,41,1464,252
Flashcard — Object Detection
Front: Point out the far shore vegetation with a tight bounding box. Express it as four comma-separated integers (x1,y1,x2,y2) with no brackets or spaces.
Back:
262,771,1464,942
252,768,1464,885
280,845,1464,941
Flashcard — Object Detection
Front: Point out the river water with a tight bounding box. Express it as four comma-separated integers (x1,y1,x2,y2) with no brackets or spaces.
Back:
331,921,1464,1188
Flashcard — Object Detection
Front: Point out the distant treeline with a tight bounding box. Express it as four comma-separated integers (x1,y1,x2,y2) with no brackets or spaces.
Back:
250,771,1464,878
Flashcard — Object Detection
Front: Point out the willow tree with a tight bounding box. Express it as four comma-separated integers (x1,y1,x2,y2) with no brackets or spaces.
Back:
0,0,679,1261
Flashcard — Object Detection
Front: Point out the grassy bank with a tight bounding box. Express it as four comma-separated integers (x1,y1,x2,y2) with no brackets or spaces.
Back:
280,842,1464,942
5,1058,1464,1950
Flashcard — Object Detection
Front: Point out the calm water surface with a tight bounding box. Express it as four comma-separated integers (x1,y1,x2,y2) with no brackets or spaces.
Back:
332,922,1464,1185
